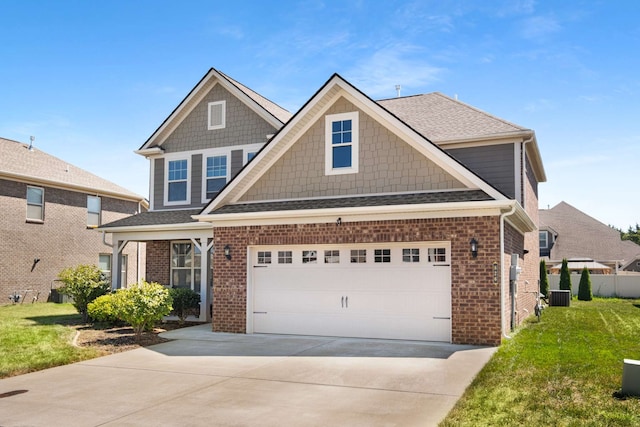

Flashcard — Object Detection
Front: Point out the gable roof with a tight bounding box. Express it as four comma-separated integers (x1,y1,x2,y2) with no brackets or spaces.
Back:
137,68,292,153
201,73,509,213
540,201,640,264
379,93,546,182
195,73,535,232
378,92,526,142
0,137,146,203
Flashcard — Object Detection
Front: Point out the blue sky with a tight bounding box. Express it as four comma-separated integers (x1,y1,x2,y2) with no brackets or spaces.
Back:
2,0,639,229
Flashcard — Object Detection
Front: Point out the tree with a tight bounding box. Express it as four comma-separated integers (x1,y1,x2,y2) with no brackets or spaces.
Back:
578,267,593,301
621,223,640,246
539,259,549,297
169,287,201,325
58,264,110,322
114,280,173,340
559,258,572,293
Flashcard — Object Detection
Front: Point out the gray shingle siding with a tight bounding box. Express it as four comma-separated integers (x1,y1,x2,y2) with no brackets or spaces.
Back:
446,144,515,199
153,158,164,209
161,84,278,153
231,149,243,177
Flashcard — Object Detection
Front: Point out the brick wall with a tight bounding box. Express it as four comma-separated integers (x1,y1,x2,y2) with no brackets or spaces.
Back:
0,178,142,303
145,240,171,285
212,216,516,346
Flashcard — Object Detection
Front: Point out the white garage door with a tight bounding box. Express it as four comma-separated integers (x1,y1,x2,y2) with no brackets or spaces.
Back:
249,242,451,341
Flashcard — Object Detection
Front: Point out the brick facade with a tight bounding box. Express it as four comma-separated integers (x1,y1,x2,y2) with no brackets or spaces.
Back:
145,240,171,285
0,178,143,304
212,216,519,346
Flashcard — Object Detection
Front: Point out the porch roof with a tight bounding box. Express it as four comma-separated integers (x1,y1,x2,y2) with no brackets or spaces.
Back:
99,209,201,229
209,190,493,215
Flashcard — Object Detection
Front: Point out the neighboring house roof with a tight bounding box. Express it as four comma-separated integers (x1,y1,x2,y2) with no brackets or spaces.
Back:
379,93,546,183
550,259,612,272
0,137,147,204
137,68,292,153
539,201,640,265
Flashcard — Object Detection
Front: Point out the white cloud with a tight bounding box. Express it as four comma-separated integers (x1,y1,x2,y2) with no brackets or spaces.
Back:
345,46,443,98
520,15,561,40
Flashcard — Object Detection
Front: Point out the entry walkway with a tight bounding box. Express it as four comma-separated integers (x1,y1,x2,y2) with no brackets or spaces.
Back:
0,324,496,426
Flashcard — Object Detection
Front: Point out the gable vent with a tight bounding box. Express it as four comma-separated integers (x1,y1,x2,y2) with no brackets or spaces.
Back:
208,101,226,130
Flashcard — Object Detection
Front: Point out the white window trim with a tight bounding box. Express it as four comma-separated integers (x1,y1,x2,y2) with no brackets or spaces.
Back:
244,142,264,164
325,111,359,176
87,195,101,228
539,231,548,249
201,149,230,204
208,100,226,130
26,185,44,222
164,156,191,206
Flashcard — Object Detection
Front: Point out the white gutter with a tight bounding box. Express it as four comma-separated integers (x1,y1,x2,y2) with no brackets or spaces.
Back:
500,203,517,340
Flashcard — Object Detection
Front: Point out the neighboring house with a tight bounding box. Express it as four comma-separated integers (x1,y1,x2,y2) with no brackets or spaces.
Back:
539,201,640,273
0,137,148,304
101,68,546,346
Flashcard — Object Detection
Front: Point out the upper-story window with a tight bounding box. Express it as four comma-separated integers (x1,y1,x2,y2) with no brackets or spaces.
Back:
166,158,189,204
205,155,227,199
539,231,548,249
325,112,359,175
87,195,101,228
26,186,44,222
246,151,257,163
208,101,226,130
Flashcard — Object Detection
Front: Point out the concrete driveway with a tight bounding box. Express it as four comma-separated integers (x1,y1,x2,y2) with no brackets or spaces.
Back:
0,325,495,426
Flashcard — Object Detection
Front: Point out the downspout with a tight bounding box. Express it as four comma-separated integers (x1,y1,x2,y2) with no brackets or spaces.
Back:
102,231,113,248
136,201,142,282
500,203,517,340
520,133,534,206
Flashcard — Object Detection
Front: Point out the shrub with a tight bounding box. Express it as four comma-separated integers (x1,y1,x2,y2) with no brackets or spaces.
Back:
539,259,549,297
58,264,110,322
559,258,572,293
114,280,173,340
87,294,119,324
169,287,201,325
578,267,593,301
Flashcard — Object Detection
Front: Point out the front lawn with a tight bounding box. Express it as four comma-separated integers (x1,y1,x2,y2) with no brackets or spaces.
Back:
441,298,640,426
0,303,101,378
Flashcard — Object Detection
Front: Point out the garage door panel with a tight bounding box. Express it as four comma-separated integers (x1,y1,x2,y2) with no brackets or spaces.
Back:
250,243,451,342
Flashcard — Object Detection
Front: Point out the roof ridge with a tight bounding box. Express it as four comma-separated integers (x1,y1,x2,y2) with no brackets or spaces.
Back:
217,70,291,121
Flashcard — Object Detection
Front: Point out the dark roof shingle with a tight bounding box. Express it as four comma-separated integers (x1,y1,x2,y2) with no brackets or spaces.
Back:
212,190,491,215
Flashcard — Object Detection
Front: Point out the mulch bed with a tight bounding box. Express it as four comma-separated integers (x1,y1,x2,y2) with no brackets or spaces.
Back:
72,322,204,354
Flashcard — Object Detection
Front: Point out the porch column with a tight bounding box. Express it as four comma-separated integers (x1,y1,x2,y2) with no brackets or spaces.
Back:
111,240,128,290
192,237,214,322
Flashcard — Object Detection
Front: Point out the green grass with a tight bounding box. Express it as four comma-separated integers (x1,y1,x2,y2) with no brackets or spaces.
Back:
441,298,640,426
0,303,101,378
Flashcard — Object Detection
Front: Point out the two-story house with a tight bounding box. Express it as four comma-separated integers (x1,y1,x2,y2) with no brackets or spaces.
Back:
101,68,545,345
0,137,147,304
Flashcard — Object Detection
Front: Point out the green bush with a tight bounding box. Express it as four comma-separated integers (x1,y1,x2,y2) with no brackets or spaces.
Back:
87,294,120,324
539,259,549,297
169,287,201,325
58,264,110,322
559,258,572,293
578,267,593,301
114,280,173,340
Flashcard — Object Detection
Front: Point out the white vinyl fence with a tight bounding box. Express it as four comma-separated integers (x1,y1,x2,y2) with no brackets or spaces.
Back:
548,273,640,298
